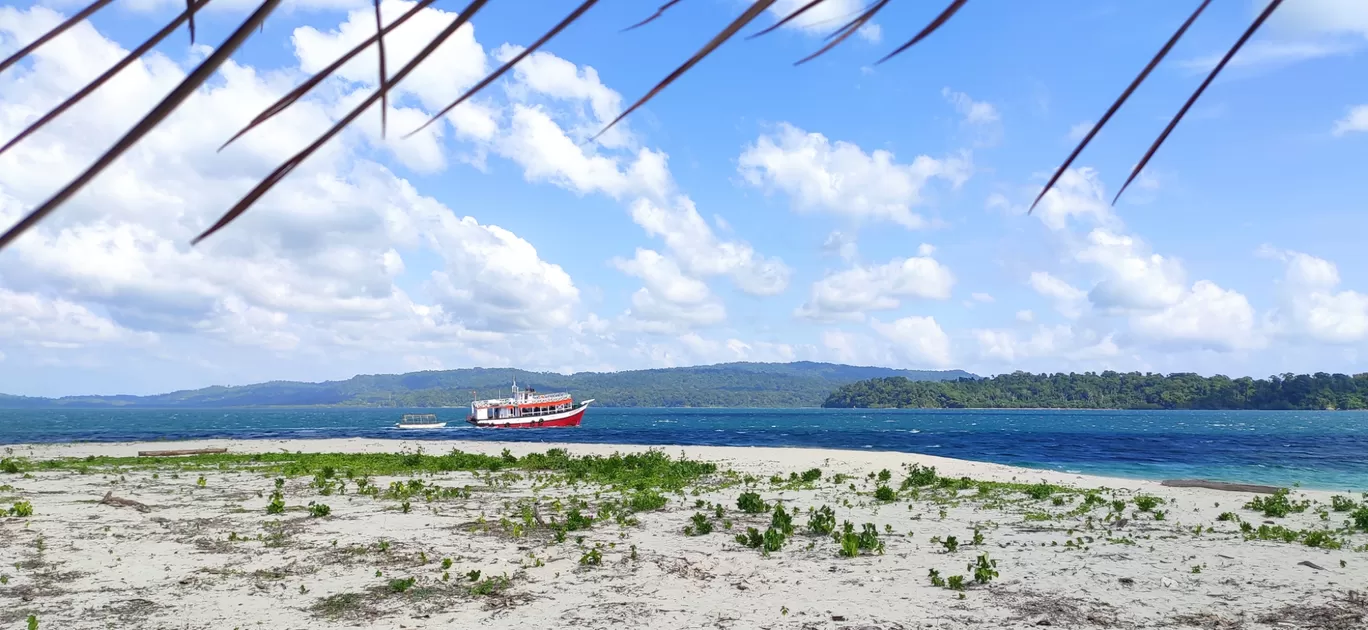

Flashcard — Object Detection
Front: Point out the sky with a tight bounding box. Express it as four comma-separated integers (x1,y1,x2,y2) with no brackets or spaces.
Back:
1,0,1367,397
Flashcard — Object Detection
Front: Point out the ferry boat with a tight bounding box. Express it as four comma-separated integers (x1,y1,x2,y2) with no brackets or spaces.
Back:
395,413,446,429
467,381,593,428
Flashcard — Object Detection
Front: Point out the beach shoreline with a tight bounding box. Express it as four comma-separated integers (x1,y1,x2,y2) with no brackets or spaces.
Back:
1,439,1365,629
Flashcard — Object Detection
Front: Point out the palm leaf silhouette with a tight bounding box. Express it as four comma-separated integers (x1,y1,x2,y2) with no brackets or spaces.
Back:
0,0,1285,250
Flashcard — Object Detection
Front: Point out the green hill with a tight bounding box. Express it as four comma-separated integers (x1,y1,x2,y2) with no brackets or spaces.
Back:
822,371,1368,410
2,362,975,409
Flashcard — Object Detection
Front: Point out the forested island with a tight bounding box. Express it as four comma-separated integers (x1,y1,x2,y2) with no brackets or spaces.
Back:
822,371,1368,410
0,362,973,409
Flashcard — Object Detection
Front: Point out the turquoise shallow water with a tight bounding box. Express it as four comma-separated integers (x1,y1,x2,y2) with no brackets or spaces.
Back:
1,407,1365,491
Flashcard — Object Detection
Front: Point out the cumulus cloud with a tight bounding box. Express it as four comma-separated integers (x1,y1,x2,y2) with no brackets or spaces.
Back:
1028,271,1087,319
765,0,883,42
1129,281,1261,351
1333,105,1368,136
1262,247,1368,343
1075,229,1186,311
974,325,1118,363
738,123,971,229
870,316,953,368
796,254,954,321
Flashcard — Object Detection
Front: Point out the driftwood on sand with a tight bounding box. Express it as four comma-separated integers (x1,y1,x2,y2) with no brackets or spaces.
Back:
99,491,150,513
136,448,227,457
1161,479,1281,494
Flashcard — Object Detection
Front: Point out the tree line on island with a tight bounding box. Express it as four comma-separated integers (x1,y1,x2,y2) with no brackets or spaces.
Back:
822,371,1368,410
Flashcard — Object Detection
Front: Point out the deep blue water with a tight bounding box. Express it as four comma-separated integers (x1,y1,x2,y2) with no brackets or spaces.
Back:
1,407,1365,491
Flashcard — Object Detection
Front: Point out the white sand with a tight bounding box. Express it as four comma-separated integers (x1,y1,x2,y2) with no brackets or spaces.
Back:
1,438,1365,629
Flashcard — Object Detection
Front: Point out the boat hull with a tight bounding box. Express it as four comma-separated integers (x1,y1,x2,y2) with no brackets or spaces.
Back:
467,403,588,429
395,422,447,429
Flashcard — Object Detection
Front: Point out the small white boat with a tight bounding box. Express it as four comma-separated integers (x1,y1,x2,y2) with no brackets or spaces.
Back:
395,413,446,429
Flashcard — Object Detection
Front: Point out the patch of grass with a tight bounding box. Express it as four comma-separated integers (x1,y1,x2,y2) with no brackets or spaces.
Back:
1330,495,1357,512
387,577,416,593
1134,495,1161,512
8,500,33,517
736,492,769,514
1216,512,1239,522
1244,489,1307,518
628,489,667,512
800,468,822,483
1350,506,1368,531
470,574,511,596
807,505,836,535
310,592,372,620
686,512,713,536
1025,483,1057,500
873,486,896,502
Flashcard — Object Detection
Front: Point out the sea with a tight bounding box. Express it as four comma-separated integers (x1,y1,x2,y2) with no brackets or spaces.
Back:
1,407,1365,491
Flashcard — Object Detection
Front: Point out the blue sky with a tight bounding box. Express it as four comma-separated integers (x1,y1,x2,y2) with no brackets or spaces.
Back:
1,0,1367,396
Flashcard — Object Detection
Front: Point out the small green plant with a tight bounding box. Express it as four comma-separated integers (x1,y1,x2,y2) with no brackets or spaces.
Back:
1134,495,1160,512
762,527,787,554
1217,512,1238,522
196,475,206,487
579,548,602,566
629,490,667,512
947,575,965,591
441,558,453,570
770,504,794,536
800,468,822,483
807,505,836,535
274,478,284,489
1025,483,1056,500
401,501,411,514
0,459,20,474
874,485,896,502
466,570,481,582
8,500,33,517
1111,499,1126,512
972,528,984,546
971,553,998,584
266,490,285,515
928,568,945,587
1350,506,1368,531
687,512,713,536
1330,495,1357,512
1153,510,1166,521
388,577,415,593
27,614,38,630
737,527,764,549
737,492,768,514
877,469,892,483
470,574,512,596
1244,489,1306,518
308,502,331,518
630,544,638,561
941,535,959,553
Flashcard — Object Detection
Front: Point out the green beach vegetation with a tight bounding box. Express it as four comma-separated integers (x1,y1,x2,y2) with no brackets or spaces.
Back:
824,371,1368,410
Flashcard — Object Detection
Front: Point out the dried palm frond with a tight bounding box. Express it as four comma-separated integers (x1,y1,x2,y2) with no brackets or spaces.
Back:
0,0,1286,251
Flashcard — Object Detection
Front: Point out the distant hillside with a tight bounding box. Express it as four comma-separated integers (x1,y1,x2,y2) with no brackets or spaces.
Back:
2,362,976,409
823,371,1368,410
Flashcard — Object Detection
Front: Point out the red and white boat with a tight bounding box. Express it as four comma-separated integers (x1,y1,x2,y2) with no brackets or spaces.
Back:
467,381,593,429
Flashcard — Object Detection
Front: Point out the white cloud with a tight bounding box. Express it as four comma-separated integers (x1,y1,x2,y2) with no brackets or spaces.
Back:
1263,247,1368,343
870,316,953,368
971,292,994,303
612,249,725,332
628,197,790,296
1075,229,1186,311
1130,281,1261,351
1028,271,1087,319
1178,40,1358,73
1032,167,1116,232
822,231,858,262
797,255,954,321
0,288,157,349
738,123,971,229
1067,121,1093,142
1333,105,1368,136
1015,309,1035,323
941,87,1000,126
974,325,1118,363
766,0,883,42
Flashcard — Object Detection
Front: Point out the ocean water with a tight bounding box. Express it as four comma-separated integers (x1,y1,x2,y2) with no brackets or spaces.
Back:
1,407,1365,491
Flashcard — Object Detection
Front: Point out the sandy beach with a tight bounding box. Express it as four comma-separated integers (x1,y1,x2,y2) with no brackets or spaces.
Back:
1,438,1365,629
